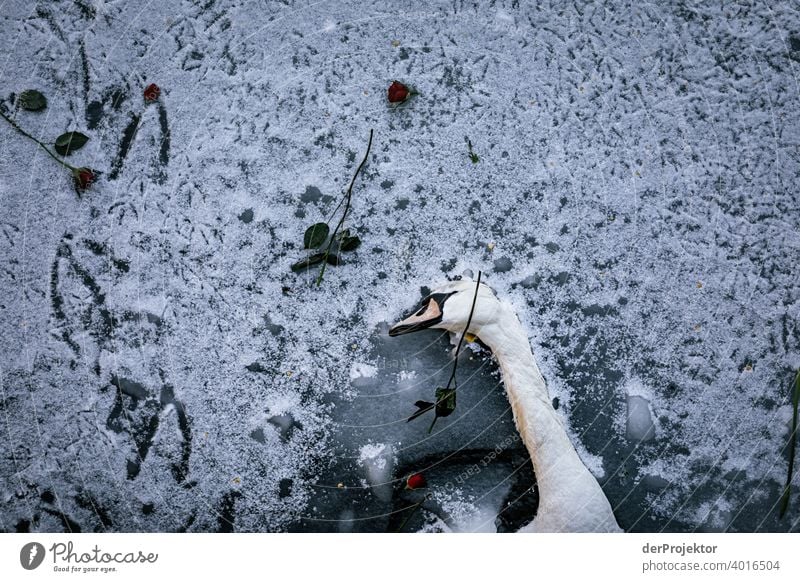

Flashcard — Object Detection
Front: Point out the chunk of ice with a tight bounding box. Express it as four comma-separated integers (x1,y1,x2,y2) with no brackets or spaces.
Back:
626,395,655,442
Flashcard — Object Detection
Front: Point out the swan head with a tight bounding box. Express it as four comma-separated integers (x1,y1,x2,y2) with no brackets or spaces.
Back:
388,278,503,338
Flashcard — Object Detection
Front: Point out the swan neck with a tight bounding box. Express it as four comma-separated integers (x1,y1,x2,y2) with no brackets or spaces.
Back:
468,302,620,531
476,307,586,501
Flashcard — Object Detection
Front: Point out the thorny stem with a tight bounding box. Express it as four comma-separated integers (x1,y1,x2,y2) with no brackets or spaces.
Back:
0,108,77,171
315,128,373,286
779,369,800,518
425,271,483,434
445,270,483,391
427,413,437,434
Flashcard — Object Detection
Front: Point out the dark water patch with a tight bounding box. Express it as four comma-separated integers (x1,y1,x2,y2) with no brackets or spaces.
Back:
495,449,538,533
245,361,272,373
86,101,103,129
581,303,618,317
268,414,300,442
79,39,90,99
108,113,141,180
75,491,113,529
493,256,512,273
120,310,163,329
66,255,116,338
161,384,192,484
301,185,322,203
74,0,97,21
387,448,537,533
106,390,127,432
249,428,266,443
216,490,242,532
111,376,148,400
550,271,570,286
520,274,540,289
125,399,161,480
238,208,254,223
440,257,457,272
156,102,171,183
176,513,196,533
82,239,107,256
261,314,284,336
49,242,80,356
42,507,82,533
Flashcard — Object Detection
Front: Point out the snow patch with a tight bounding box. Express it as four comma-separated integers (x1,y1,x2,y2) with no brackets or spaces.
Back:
358,442,395,502
350,362,378,380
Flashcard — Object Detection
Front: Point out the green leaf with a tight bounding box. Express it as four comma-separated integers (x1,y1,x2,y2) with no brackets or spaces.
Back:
335,228,351,241
54,132,89,156
325,253,342,266
303,223,329,249
339,235,361,252
434,387,457,418
290,253,326,272
18,90,47,111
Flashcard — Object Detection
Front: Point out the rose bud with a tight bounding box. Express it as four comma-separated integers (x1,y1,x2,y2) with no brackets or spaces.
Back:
143,83,160,103
72,167,97,192
387,80,416,104
405,472,426,490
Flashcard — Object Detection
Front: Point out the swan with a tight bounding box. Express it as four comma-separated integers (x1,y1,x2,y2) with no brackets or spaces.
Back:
389,278,622,532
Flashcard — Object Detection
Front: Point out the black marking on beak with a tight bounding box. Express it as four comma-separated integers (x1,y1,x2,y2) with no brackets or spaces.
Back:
389,292,456,336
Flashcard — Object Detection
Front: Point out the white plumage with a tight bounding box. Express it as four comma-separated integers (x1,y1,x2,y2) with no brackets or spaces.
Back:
390,278,622,533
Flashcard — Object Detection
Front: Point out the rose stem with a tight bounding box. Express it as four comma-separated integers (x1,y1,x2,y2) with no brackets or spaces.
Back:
316,128,373,286
0,109,77,171
427,270,483,434
445,270,482,391
395,493,431,532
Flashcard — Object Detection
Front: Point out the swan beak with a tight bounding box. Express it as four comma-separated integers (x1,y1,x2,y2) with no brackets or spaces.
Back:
388,292,454,337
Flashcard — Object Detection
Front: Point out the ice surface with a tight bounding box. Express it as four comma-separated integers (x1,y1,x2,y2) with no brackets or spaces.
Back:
358,443,395,502
0,0,799,533
349,362,378,381
626,396,656,442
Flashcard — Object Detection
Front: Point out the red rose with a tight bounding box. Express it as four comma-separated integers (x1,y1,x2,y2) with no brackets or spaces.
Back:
72,167,97,191
405,472,426,490
387,80,415,104
143,83,160,103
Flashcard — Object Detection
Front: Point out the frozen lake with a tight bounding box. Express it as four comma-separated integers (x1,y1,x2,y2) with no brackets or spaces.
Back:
1,0,799,532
